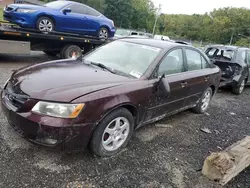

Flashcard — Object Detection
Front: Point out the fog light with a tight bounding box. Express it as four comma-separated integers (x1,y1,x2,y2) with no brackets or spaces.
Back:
43,138,58,145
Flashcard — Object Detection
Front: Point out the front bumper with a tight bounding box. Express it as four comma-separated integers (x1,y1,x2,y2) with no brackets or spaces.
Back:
1,93,94,150
3,11,36,28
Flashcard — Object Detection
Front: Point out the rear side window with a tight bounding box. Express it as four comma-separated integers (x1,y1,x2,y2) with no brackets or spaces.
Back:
158,49,185,76
201,56,210,69
186,49,202,71
68,4,87,14
86,7,101,16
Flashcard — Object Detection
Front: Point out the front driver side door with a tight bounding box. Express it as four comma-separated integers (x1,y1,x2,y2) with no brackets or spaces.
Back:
144,48,189,122
59,4,90,34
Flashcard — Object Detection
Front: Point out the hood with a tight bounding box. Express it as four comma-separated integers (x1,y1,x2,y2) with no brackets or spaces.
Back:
7,4,51,11
8,4,45,9
11,59,132,102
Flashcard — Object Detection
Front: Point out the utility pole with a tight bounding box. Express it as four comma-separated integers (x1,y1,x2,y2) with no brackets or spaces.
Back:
229,30,234,45
152,4,162,36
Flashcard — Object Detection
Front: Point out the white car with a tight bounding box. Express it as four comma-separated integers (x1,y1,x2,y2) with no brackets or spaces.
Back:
154,35,170,41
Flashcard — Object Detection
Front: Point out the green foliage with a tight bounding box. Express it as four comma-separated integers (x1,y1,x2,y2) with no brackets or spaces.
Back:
33,1,250,45
235,38,250,48
0,8,3,21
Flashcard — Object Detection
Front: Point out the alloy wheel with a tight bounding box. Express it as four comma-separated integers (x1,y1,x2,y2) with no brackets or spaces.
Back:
39,19,53,32
102,117,130,151
239,79,245,94
201,90,212,111
99,28,108,39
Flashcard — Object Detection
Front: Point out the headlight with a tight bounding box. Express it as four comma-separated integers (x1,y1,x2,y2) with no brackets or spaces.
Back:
16,8,37,13
32,101,85,119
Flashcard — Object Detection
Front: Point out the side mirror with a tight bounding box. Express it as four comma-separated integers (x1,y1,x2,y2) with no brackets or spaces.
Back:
159,74,171,97
63,8,71,14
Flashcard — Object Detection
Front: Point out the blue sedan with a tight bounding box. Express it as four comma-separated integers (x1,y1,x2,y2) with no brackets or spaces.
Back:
3,0,116,39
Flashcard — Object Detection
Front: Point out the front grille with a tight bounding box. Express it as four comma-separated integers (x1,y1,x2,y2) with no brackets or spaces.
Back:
5,81,29,109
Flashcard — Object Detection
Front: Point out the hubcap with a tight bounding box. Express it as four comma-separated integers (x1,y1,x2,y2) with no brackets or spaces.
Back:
239,80,245,93
201,90,211,111
99,29,108,39
39,19,53,32
102,117,130,151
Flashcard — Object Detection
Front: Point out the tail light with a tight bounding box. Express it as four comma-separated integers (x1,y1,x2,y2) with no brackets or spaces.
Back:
111,21,115,27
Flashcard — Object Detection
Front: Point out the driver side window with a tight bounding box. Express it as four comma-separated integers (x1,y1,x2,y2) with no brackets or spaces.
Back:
158,49,185,76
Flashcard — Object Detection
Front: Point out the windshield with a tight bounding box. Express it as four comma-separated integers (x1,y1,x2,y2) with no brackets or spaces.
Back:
45,1,68,9
115,29,131,36
83,41,161,78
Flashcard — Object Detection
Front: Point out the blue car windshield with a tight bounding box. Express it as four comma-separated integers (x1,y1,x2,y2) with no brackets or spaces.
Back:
83,40,162,78
45,1,68,9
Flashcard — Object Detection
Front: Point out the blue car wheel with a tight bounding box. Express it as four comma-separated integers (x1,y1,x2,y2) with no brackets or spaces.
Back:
98,27,109,40
36,16,54,32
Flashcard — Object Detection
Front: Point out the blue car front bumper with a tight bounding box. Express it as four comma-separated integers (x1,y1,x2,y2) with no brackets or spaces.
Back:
3,11,37,28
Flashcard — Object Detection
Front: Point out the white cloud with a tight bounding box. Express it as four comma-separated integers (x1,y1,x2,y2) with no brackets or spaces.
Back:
152,0,250,15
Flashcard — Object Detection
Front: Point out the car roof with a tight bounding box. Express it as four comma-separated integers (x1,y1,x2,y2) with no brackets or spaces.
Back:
119,38,190,49
206,45,249,51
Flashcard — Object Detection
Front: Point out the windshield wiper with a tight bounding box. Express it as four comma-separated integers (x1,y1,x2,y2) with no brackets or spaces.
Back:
90,62,116,74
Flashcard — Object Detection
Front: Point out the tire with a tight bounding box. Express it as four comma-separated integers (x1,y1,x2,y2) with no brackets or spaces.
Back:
192,87,213,114
98,27,109,40
60,45,82,59
36,16,54,32
232,79,245,95
90,108,134,157
43,50,59,56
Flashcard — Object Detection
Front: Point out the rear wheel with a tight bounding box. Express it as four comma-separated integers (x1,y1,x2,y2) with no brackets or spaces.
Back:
36,17,54,32
232,79,245,95
192,87,213,114
60,45,82,59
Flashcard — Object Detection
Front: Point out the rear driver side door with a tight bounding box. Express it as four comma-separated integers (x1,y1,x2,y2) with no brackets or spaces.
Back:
183,48,212,106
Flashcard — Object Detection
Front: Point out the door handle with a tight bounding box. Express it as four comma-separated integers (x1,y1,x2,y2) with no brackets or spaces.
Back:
180,82,188,88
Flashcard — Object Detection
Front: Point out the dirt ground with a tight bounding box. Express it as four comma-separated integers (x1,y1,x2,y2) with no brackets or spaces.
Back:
0,52,250,188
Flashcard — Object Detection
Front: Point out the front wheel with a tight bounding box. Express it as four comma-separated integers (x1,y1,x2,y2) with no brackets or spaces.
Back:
90,108,134,157
192,87,213,114
36,17,54,32
98,27,109,40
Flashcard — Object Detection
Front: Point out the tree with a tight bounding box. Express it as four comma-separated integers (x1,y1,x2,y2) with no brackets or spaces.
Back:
235,38,250,48
105,0,133,28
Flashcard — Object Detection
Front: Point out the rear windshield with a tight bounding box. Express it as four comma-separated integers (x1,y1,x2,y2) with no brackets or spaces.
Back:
205,47,235,61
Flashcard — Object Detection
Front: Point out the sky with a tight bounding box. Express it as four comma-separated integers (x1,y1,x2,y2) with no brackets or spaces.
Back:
152,0,250,15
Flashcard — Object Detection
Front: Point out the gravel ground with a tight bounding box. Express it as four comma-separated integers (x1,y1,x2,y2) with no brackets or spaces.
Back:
0,53,250,188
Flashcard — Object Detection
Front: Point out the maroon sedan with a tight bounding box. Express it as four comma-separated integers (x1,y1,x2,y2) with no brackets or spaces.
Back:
1,38,221,156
